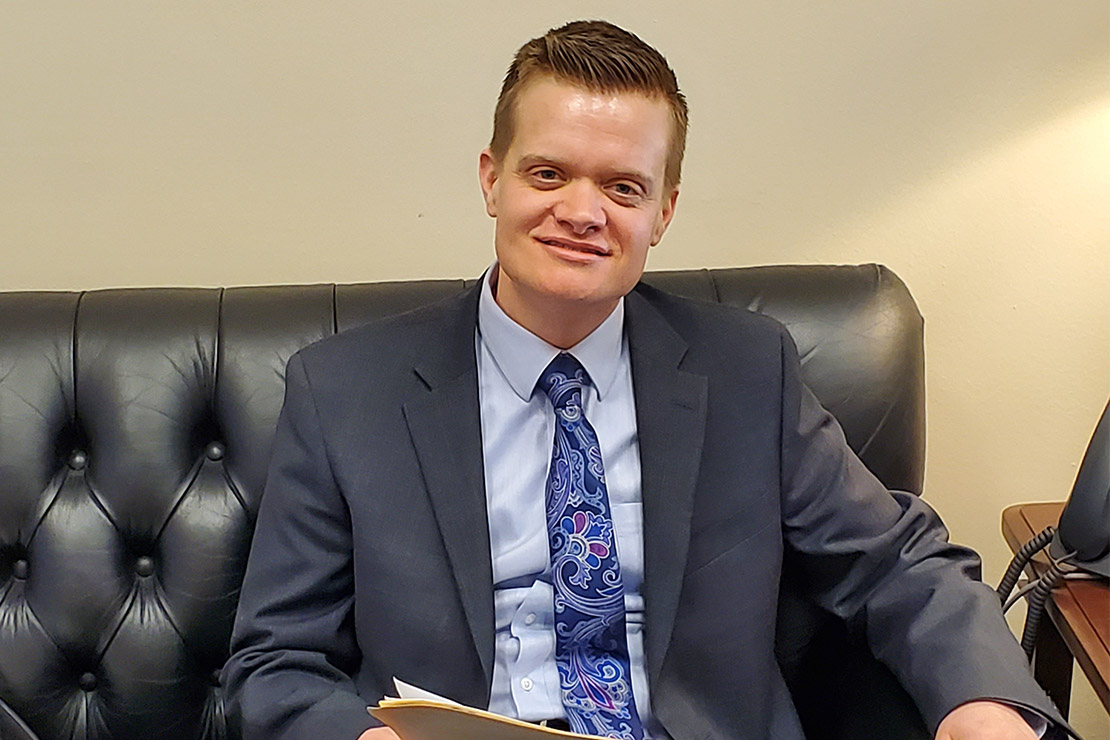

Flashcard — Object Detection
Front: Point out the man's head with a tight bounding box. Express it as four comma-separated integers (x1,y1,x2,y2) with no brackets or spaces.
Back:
490,20,688,192
479,21,685,348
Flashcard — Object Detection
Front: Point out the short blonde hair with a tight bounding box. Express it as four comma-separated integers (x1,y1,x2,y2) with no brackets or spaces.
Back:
490,20,689,191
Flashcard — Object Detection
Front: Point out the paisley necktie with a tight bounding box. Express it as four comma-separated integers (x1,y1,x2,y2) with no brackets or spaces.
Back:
539,353,644,740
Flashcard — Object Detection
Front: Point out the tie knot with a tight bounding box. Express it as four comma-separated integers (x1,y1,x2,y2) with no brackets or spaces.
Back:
539,354,589,411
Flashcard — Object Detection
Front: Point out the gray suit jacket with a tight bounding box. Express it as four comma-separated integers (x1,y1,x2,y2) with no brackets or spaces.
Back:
224,280,1059,740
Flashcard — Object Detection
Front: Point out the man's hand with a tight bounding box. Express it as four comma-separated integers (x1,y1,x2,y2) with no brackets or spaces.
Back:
357,727,400,740
935,701,1040,740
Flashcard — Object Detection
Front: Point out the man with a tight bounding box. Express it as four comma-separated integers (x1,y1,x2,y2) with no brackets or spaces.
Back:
224,20,1066,740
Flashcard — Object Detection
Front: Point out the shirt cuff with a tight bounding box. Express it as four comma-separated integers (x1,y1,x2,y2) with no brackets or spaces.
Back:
1005,702,1050,738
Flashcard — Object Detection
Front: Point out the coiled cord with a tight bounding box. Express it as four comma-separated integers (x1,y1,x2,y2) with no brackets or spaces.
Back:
1019,551,1076,661
997,525,1056,604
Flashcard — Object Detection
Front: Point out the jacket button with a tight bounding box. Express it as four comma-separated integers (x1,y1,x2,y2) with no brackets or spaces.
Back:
12,559,28,580
68,450,87,470
211,669,221,686
206,443,225,461
135,556,155,577
79,673,97,691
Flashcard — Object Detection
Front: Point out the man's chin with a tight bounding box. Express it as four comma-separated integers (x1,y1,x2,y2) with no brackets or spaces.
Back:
494,261,633,320
531,281,620,309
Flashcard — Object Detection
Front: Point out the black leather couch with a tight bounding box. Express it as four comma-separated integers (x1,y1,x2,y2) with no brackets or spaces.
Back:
0,265,930,740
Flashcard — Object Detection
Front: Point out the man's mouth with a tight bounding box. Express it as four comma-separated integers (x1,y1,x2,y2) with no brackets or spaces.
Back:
536,237,609,256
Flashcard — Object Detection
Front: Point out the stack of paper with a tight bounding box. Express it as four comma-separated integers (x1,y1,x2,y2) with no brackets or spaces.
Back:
369,679,599,740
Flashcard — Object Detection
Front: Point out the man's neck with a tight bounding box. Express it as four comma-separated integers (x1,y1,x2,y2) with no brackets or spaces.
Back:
489,267,618,349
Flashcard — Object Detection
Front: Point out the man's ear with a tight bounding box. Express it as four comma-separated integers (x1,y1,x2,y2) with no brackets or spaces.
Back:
478,149,501,218
650,187,679,246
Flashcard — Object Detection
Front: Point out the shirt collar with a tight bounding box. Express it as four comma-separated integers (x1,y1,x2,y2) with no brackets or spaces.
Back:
477,264,625,402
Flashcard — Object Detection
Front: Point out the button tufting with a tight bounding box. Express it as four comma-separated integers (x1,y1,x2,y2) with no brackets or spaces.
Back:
79,672,97,691
68,450,87,470
205,442,225,461
12,559,28,580
135,556,155,577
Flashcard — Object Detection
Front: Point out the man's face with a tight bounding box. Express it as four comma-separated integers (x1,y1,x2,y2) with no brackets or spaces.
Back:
479,77,678,343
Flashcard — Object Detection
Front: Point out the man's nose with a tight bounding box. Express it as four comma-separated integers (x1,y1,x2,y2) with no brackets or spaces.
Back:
553,179,606,233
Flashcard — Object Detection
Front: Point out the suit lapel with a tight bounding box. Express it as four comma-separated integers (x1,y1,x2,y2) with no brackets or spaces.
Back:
401,283,495,691
626,289,708,687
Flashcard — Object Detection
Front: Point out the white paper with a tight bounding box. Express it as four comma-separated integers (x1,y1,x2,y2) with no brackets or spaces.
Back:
391,677,464,706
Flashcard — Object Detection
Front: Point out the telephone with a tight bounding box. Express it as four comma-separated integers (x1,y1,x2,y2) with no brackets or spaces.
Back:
996,399,1109,660
1050,399,1109,577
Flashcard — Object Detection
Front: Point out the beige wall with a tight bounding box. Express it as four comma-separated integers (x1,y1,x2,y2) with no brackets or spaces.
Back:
2,2,1107,732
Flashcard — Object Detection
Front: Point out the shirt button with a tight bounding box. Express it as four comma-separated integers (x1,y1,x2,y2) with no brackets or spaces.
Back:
524,613,536,626
521,677,534,692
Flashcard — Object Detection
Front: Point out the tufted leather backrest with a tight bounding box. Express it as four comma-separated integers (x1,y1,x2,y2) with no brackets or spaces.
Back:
0,265,924,740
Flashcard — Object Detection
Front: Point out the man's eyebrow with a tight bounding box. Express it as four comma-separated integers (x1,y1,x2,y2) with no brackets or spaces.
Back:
517,154,565,169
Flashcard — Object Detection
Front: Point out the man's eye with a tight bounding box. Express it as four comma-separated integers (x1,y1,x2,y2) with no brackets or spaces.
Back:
536,169,559,180
612,182,641,198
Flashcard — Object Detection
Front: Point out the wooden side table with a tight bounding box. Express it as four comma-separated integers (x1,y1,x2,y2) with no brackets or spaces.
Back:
1001,502,1109,717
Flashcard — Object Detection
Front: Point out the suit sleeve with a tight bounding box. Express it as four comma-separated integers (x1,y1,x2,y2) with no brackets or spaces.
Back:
775,328,1066,734
222,352,376,740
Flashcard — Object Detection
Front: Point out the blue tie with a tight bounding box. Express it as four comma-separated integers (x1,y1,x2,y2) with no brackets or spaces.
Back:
539,353,644,740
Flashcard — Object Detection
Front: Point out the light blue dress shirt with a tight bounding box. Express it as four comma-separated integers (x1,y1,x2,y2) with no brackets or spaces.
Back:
476,267,663,738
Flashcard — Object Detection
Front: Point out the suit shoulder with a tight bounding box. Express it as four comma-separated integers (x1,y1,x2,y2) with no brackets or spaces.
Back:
292,286,475,382
633,280,789,346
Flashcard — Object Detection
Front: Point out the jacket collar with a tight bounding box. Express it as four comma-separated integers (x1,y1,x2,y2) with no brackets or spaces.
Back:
625,287,707,686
